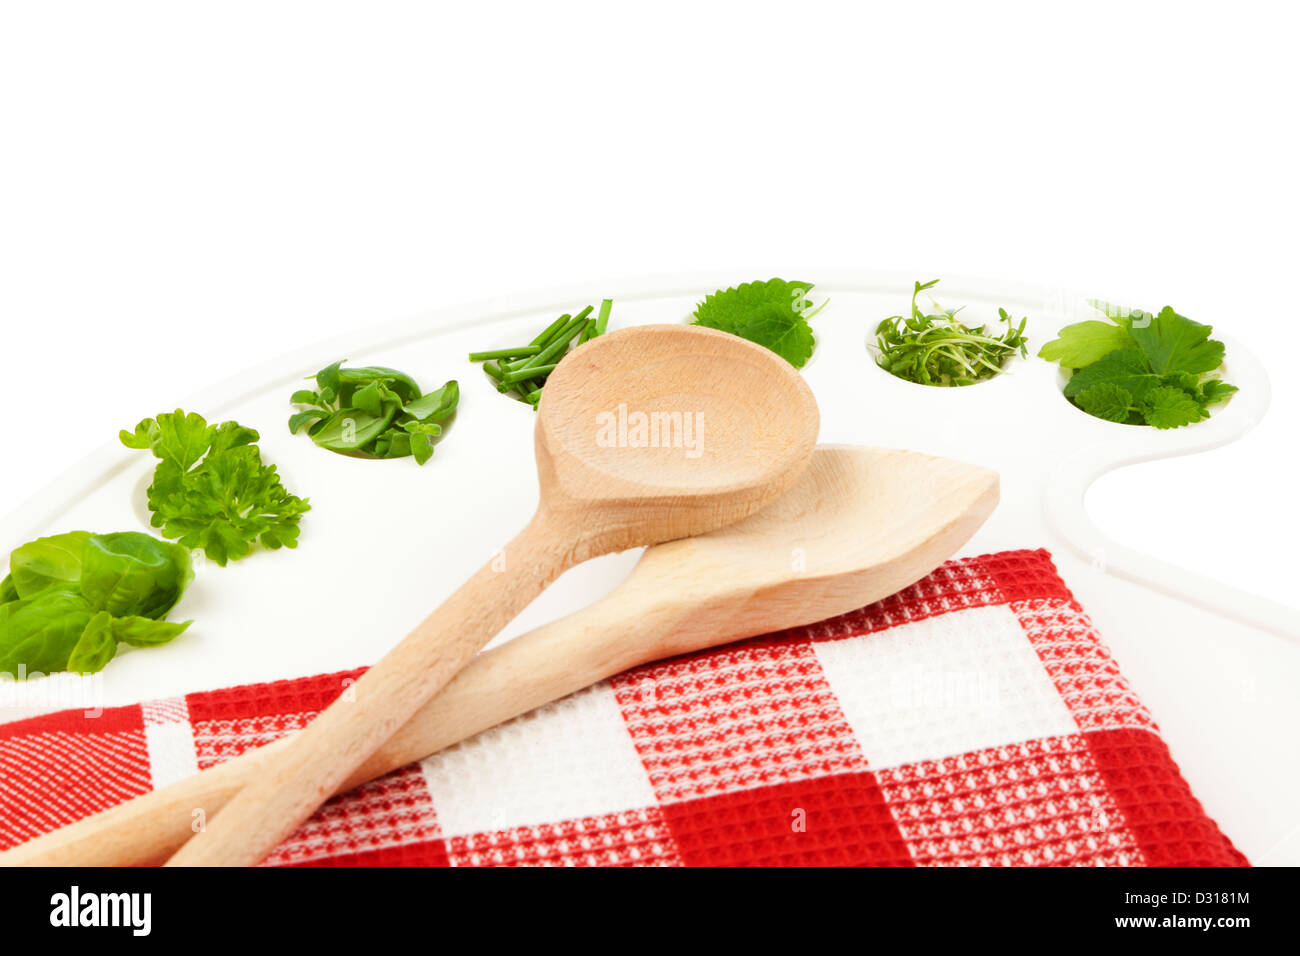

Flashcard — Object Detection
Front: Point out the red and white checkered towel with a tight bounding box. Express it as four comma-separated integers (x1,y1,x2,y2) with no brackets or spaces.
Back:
0,549,1247,866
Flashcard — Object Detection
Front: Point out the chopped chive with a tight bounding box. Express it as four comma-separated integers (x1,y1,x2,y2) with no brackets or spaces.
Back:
577,317,597,345
594,299,612,335
468,345,541,362
502,363,558,385
529,313,571,348
516,315,587,371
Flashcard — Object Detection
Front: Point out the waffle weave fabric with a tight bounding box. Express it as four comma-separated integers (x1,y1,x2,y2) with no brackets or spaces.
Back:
0,549,1247,867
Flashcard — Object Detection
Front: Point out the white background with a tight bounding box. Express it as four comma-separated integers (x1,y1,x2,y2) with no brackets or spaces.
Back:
1,0,1297,606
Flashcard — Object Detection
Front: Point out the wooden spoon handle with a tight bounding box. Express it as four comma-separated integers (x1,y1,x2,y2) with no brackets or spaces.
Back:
0,587,647,867
166,511,574,866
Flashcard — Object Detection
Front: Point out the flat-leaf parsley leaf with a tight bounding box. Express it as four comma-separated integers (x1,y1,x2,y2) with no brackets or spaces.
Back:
122,410,310,566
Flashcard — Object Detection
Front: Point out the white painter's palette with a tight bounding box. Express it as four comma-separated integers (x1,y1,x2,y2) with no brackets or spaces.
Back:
1,272,1296,862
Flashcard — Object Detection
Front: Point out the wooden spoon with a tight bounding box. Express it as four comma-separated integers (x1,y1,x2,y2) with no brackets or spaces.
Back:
164,324,819,866
3,445,996,867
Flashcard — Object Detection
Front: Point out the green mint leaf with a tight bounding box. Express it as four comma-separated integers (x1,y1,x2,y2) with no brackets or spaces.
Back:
1140,385,1207,429
1074,383,1135,423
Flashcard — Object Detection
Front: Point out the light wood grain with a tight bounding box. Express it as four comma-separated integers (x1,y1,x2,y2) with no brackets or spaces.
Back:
2,445,996,867
163,325,819,865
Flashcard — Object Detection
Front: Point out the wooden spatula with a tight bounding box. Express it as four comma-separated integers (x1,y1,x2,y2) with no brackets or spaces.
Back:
4,445,995,867
164,324,819,865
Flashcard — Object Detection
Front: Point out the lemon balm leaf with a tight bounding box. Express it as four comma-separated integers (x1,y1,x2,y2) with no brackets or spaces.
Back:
1141,386,1208,428
1074,383,1136,423
693,278,822,368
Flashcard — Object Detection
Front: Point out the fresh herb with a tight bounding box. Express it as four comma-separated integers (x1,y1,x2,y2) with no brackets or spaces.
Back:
288,363,458,466
123,410,310,566
692,279,825,368
873,280,1028,386
470,300,613,408
1040,300,1236,428
0,530,194,677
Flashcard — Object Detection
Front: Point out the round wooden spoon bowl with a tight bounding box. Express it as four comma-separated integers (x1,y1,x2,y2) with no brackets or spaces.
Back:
164,322,819,866
536,324,820,552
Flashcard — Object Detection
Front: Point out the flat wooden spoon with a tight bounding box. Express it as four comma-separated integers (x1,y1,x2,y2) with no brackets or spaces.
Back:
3,445,996,867
165,324,819,866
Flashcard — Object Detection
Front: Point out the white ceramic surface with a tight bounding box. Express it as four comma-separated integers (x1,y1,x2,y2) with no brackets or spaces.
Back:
2,272,1296,863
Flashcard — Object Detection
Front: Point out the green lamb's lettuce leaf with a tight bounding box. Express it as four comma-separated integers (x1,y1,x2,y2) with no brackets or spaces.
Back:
79,532,194,620
309,407,398,452
290,363,459,464
401,381,459,423
9,531,92,599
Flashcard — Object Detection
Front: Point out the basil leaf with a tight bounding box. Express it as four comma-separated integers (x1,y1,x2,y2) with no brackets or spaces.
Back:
111,615,192,648
67,611,117,674
9,531,91,599
79,532,194,620
0,589,96,676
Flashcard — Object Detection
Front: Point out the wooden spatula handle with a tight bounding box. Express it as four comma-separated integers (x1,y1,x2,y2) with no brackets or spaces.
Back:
166,511,573,866
1,590,643,867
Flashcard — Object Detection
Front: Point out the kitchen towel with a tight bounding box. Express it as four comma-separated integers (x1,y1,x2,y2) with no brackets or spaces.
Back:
0,549,1247,866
